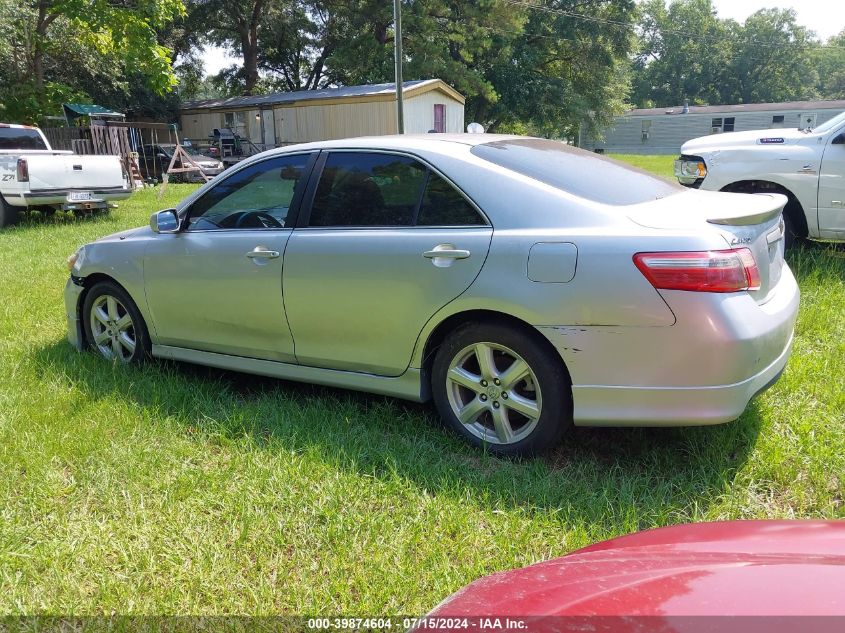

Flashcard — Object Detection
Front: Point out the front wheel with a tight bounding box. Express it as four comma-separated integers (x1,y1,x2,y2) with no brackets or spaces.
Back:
432,322,572,457
82,281,150,363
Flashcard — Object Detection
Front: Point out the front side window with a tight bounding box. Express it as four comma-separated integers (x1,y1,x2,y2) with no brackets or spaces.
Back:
308,152,486,227
187,154,310,230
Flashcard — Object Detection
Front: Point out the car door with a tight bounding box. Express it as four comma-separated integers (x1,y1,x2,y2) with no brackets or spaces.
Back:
143,152,315,362
283,150,493,377
818,129,845,237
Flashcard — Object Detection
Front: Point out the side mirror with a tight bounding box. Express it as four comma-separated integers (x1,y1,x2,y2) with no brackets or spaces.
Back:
832,133,845,145
150,208,180,233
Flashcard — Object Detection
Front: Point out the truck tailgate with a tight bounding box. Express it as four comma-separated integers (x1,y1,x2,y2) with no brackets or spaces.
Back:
24,154,126,192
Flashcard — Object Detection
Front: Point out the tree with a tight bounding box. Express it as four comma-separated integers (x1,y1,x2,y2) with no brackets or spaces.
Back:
632,0,733,108
632,0,820,108
191,0,638,137
204,0,275,94
0,0,184,123
725,8,817,104
815,30,845,100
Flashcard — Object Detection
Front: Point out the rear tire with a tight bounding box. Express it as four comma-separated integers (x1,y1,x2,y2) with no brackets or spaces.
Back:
0,196,19,228
431,321,572,457
82,281,150,363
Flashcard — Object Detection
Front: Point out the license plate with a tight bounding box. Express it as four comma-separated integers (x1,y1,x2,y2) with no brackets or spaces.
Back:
68,191,92,202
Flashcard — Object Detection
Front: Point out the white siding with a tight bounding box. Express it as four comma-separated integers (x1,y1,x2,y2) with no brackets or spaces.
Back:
582,107,845,155
403,91,465,133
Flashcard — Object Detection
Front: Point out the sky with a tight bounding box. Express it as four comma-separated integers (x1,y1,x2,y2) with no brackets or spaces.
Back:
199,0,845,77
711,0,844,39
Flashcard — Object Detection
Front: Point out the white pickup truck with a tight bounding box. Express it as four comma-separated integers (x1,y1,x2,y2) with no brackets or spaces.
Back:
674,110,845,246
0,123,132,228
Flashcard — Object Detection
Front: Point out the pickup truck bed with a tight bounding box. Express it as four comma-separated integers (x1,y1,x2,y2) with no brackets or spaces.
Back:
0,124,132,227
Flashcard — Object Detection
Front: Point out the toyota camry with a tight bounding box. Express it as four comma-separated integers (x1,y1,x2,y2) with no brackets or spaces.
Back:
65,135,799,456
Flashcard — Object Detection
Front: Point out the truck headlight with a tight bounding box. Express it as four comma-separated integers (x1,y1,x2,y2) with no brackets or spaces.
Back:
674,156,707,185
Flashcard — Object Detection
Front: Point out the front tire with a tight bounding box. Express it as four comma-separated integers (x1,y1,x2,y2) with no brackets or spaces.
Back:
432,322,572,457
82,281,150,363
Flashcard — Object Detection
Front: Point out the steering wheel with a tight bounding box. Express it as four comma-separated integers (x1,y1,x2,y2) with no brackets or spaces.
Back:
234,210,284,229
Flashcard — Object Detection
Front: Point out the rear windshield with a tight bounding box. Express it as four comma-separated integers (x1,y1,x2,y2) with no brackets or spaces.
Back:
0,127,48,150
471,138,682,205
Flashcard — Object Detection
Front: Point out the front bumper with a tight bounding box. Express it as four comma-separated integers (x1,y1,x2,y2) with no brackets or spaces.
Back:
64,277,85,350
539,263,800,426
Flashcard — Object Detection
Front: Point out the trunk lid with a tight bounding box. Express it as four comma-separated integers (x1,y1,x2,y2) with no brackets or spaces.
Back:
628,189,787,303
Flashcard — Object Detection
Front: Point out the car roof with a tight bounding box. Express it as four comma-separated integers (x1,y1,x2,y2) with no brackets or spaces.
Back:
276,133,525,154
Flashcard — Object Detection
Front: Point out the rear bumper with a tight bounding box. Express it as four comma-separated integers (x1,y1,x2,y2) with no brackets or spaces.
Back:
539,263,800,426
12,187,131,207
569,330,792,426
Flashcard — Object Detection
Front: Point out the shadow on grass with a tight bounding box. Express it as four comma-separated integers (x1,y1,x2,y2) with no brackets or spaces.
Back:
5,208,118,231
32,335,767,529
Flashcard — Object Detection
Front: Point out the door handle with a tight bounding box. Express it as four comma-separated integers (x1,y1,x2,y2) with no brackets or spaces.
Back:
246,247,280,259
423,249,471,260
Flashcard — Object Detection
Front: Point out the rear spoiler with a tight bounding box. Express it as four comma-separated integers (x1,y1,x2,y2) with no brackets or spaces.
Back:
707,193,786,226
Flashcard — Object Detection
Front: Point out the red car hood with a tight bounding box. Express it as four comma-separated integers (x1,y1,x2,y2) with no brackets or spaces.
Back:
431,521,845,617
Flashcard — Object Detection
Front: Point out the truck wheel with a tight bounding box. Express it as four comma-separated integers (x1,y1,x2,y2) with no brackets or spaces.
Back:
0,196,19,228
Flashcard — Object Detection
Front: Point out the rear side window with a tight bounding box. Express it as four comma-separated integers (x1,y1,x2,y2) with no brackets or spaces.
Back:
309,153,426,226
470,138,682,206
308,152,485,227
0,128,48,150
417,172,482,226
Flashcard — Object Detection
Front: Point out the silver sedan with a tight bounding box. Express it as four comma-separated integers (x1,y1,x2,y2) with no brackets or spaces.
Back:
65,135,799,456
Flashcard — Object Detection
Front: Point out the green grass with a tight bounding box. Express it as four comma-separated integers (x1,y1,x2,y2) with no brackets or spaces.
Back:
0,173,843,615
609,153,676,180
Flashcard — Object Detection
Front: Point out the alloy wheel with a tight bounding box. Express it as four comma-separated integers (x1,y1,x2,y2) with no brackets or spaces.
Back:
445,342,543,445
89,294,137,362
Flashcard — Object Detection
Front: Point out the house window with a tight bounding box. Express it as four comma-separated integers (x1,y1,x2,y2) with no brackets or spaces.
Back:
772,115,785,128
723,117,735,132
641,120,651,142
433,104,445,133
711,118,723,133
800,113,817,129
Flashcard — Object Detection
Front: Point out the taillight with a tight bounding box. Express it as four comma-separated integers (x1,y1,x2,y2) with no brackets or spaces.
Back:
16,158,29,182
633,248,761,293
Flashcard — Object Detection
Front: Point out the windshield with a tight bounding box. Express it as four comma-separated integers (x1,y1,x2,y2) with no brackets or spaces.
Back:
813,111,845,135
0,127,48,150
471,138,682,206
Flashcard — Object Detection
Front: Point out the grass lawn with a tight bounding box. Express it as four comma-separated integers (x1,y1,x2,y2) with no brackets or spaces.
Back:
609,153,676,180
1,169,843,615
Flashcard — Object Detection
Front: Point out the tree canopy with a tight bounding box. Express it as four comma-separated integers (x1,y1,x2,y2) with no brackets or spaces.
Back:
1,0,843,135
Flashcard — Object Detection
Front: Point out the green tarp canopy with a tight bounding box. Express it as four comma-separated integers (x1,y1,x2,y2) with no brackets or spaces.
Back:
62,103,124,123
